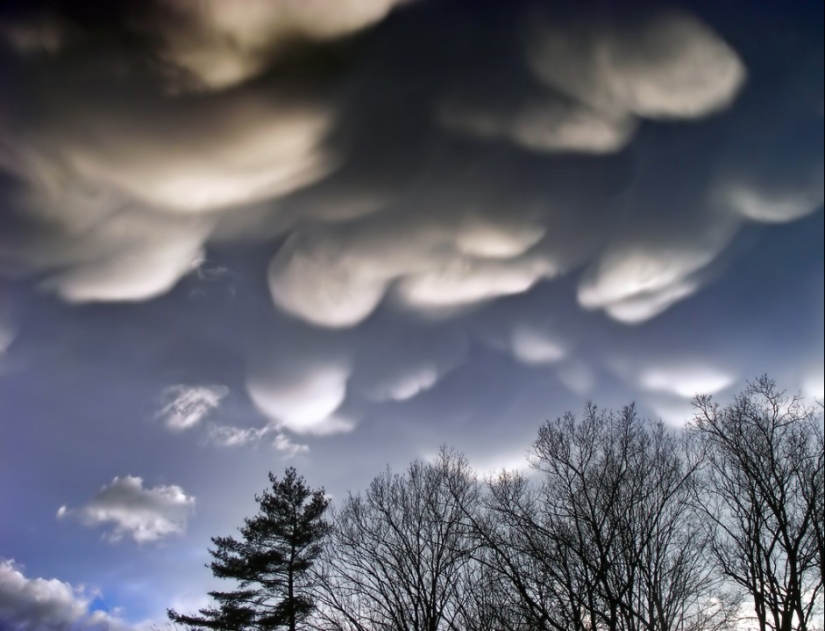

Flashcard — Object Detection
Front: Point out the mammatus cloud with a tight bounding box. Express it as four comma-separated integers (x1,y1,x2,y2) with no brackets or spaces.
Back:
157,384,229,431
439,96,638,155
441,10,746,154
1,0,819,332
576,221,738,324
151,0,417,89
268,217,556,328
721,175,825,225
57,476,195,543
0,560,143,631
528,10,746,121
1,12,337,303
248,362,352,435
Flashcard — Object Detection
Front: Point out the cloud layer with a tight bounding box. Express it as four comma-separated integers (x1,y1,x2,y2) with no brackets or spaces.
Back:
58,476,195,543
0,0,820,448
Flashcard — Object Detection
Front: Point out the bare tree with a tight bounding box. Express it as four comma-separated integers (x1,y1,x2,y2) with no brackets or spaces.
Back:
473,403,736,631
312,449,480,631
691,377,824,631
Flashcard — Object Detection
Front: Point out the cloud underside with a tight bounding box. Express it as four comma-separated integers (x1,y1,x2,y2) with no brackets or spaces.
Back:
0,560,138,631
4,3,818,320
440,11,746,153
0,2,821,436
58,476,195,543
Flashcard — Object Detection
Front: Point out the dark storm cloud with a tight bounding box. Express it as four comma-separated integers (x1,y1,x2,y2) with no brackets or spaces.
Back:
1,0,822,442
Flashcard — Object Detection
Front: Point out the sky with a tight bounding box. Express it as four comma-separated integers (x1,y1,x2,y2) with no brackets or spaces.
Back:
0,0,822,627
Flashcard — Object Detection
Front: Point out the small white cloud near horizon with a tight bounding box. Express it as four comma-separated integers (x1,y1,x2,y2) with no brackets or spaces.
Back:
57,476,195,544
802,369,824,402
157,384,230,431
638,364,737,399
0,559,146,631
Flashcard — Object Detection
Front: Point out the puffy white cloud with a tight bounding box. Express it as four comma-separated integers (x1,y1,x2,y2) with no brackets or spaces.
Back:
58,476,195,544
0,559,141,631
155,0,416,89
528,10,746,121
157,385,229,431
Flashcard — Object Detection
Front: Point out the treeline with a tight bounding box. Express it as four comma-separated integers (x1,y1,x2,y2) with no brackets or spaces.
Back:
166,377,824,631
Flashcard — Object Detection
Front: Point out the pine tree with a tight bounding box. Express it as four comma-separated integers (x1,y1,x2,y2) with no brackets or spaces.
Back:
168,467,331,631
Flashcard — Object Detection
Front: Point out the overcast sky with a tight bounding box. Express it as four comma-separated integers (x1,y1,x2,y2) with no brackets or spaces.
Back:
0,0,822,627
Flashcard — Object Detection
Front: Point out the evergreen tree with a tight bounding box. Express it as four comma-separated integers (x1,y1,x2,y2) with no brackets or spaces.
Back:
168,467,331,631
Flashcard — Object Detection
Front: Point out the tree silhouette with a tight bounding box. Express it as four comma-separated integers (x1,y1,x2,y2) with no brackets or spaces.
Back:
313,449,479,630
168,467,331,631
691,377,824,631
